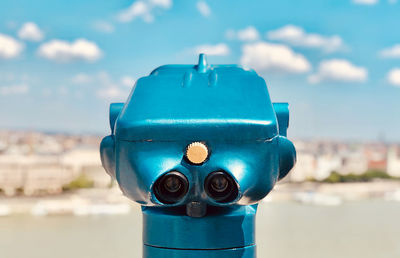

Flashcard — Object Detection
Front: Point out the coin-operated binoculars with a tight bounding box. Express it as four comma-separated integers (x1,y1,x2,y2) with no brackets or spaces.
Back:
100,54,296,258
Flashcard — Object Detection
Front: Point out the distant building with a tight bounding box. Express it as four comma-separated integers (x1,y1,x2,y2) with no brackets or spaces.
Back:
289,152,316,182
339,152,368,175
365,144,387,171
61,146,111,188
0,154,73,196
23,163,72,195
0,132,111,196
387,146,400,177
0,163,24,196
314,154,341,180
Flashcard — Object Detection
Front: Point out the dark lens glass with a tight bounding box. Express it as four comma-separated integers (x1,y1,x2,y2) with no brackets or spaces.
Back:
210,174,228,192
164,176,182,193
205,171,238,203
154,171,188,204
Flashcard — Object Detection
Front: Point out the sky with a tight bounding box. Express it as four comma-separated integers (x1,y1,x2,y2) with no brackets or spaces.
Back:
0,0,400,142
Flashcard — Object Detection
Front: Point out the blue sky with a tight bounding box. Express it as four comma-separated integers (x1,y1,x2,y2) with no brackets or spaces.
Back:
0,0,400,141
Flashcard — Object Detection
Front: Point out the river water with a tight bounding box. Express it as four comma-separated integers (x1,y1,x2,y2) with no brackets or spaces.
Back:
1,200,399,258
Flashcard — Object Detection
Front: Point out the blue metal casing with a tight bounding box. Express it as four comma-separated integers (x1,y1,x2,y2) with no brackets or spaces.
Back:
100,54,296,258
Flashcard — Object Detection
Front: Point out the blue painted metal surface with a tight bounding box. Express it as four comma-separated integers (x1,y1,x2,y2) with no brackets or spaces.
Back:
143,244,256,258
143,205,257,249
100,54,296,258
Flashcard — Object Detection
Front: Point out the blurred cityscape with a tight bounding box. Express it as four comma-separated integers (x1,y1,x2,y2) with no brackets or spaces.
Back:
0,130,400,216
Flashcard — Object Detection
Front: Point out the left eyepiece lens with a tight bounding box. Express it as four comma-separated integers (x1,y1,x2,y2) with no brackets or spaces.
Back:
154,171,189,204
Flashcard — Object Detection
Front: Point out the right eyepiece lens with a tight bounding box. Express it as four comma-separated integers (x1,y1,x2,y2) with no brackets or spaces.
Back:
155,171,188,204
210,174,229,192
205,171,238,203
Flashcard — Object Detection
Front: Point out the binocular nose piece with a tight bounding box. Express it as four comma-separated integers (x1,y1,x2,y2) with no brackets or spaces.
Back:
186,201,207,218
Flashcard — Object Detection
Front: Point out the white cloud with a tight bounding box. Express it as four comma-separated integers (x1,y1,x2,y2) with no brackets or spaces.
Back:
352,0,379,5
267,25,344,52
117,0,172,23
308,59,367,83
237,26,260,41
0,34,24,59
72,72,111,85
96,73,130,100
379,44,400,58
240,42,311,74
70,72,133,100
92,21,114,33
71,73,94,84
38,39,102,62
195,43,230,56
120,76,136,87
387,68,400,86
149,0,172,8
226,26,260,41
118,1,152,22
388,0,397,4
0,73,32,85
97,87,126,99
197,1,211,17
0,84,29,96
18,22,44,41
59,86,69,96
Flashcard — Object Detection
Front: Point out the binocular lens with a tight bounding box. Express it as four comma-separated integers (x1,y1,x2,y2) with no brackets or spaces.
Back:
205,171,238,203
154,171,188,204
210,174,229,193
164,176,182,193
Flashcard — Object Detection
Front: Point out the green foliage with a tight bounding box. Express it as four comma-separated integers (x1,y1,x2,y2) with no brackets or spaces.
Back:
63,174,94,191
322,170,398,183
323,171,342,183
363,170,392,180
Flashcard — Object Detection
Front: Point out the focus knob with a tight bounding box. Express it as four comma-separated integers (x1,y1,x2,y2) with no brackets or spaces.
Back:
185,142,209,165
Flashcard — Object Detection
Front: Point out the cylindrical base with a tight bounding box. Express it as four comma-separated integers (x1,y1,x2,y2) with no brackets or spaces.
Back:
142,205,257,258
144,244,256,258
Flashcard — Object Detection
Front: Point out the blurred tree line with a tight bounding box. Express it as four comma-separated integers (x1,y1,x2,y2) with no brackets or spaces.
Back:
316,170,400,183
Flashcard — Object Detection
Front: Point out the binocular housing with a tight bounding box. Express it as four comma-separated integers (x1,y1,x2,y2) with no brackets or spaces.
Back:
100,54,296,257
101,54,295,211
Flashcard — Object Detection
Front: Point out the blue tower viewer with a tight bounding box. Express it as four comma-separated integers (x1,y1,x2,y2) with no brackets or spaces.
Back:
100,54,296,258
